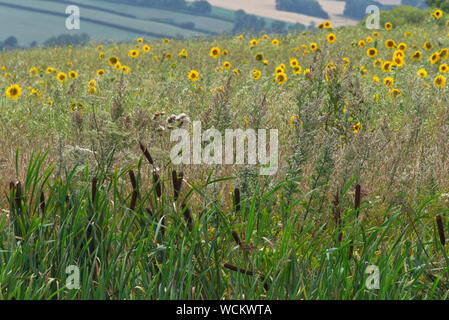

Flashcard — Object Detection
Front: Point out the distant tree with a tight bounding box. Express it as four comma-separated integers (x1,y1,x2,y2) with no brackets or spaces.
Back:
426,0,449,11
233,10,266,33
271,21,287,33
44,33,90,47
344,0,393,20
4,36,18,49
190,0,212,13
275,0,329,19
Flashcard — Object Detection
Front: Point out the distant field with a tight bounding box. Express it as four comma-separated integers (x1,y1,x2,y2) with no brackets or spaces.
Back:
0,0,238,45
191,0,359,27
68,0,234,33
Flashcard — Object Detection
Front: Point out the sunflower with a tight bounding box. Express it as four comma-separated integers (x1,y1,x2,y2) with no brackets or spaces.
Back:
293,65,302,75
252,69,262,80
210,47,220,58
430,52,440,64
385,22,392,30
121,65,130,74
30,67,38,76
373,76,380,83
393,56,404,67
97,69,105,77
304,68,311,79
188,69,199,82
372,31,380,39
417,69,427,78
366,37,373,43
255,53,264,61
373,58,383,68
367,48,377,58
99,52,104,59
432,10,443,19
383,77,394,88
272,39,279,46
290,58,299,68
439,48,449,60
382,61,392,72
164,38,170,44
143,45,150,53
68,71,78,79
434,75,446,88
88,86,97,95
56,72,67,83
108,56,119,66
97,45,103,51
115,61,122,71
137,37,143,43
275,72,287,85
129,50,140,58
388,88,402,97
317,23,324,30
324,20,331,28
223,61,231,69
358,40,366,48
310,43,318,51
411,51,422,61
179,49,188,58
250,39,258,46
5,84,21,99
385,39,396,49
397,43,407,51
275,66,284,74
424,41,433,51
89,79,96,87
440,64,449,73
352,122,362,133
327,33,336,43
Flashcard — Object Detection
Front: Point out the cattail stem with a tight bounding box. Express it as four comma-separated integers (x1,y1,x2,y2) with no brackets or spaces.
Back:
91,176,98,204
436,215,446,246
130,190,138,211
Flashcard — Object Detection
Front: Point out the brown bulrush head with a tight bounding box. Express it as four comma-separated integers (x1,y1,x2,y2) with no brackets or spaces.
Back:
234,188,241,212
231,230,242,246
182,203,193,230
223,263,269,291
436,215,446,246
66,194,72,211
153,172,162,198
129,170,137,190
130,190,138,211
145,207,153,216
10,181,23,209
172,170,183,200
39,191,46,215
139,142,154,165
355,184,361,216
92,176,98,204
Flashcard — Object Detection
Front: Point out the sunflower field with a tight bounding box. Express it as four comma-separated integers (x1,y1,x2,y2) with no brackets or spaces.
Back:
1,7,449,300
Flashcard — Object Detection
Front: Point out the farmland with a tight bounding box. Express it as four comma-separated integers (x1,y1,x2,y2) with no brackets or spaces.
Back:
1,5,449,300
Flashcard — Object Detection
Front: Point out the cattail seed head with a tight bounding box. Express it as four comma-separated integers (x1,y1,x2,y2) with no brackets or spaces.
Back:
139,142,154,165
129,170,137,191
234,188,241,212
436,215,446,246
153,172,162,198
231,230,241,246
